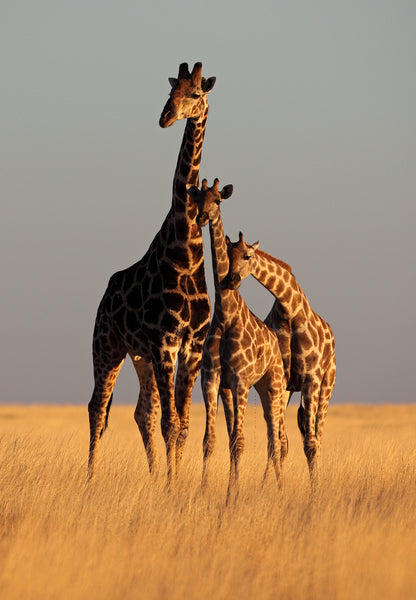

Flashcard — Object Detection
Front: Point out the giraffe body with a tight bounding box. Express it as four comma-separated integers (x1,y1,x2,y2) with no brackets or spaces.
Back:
188,181,288,500
225,234,336,485
88,63,216,484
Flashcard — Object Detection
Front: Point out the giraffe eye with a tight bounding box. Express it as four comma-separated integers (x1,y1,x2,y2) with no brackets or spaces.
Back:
215,199,221,205
192,93,200,99
244,255,251,261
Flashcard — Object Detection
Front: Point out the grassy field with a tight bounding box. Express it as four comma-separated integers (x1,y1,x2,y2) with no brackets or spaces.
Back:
0,402,415,599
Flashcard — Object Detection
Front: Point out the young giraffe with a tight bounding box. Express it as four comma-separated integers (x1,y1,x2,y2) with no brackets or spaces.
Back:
224,233,336,486
88,63,216,485
187,180,288,500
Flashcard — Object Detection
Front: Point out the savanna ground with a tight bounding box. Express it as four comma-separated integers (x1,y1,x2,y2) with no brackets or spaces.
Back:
0,402,415,600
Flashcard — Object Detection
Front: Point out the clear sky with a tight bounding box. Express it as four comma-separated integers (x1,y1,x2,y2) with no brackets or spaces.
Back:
1,1,415,407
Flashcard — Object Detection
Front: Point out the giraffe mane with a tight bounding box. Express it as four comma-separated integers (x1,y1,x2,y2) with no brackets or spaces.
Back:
255,248,293,273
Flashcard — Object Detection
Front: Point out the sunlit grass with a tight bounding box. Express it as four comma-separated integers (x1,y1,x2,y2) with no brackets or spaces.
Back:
0,404,415,599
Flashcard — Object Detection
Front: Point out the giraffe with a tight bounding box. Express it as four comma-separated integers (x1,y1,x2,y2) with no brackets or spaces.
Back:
187,179,288,500
224,233,336,486
88,62,216,485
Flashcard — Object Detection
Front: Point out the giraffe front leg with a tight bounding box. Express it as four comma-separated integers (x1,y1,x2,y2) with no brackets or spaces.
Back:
174,350,203,475
132,356,160,477
226,387,248,505
200,375,222,491
256,374,284,489
199,336,223,490
153,355,180,488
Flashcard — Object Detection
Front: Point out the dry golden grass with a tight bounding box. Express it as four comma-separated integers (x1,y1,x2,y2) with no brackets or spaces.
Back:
0,403,415,600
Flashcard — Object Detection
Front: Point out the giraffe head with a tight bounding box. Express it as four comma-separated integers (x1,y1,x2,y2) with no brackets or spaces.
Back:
223,232,260,289
159,62,216,128
187,178,233,227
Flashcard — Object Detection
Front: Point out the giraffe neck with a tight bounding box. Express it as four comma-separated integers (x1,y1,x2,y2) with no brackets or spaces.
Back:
209,212,240,320
157,102,209,272
252,249,307,320
171,101,209,218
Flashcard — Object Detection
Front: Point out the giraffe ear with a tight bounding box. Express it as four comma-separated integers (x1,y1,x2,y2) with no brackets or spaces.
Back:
251,241,260,251
168,77,178,88
201,77,216,93
187,186,200,200
220,184,233,200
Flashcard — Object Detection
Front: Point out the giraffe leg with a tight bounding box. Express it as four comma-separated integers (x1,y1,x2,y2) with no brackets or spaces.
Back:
198,334,223,489
220,388,234,437
279,391,293,465
199,365,220,490
298,378,322,488
152,353,180,487
132,357,160,476
227,387,248,504
200,385,233,491
88,355,125,480
255,373,284,488
174,349,203,474
315,359,336,444
279,414,289,465
201,381,218,491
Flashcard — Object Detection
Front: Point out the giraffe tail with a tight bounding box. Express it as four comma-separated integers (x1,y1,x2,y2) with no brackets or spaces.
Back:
100,393,113,438
297,403,306,438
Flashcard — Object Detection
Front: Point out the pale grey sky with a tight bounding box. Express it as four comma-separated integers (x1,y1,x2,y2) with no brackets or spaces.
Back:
1,1,415,407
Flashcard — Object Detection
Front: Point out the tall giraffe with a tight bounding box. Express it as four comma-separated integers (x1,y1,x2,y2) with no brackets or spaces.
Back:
88,62,216,484
224,233,336,485
187,180,288,500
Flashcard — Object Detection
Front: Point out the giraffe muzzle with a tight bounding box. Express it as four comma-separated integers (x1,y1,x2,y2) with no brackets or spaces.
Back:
221,273,241,290
159,112,176,128
196,212,209,227
230,273,241,288
159,100,178,128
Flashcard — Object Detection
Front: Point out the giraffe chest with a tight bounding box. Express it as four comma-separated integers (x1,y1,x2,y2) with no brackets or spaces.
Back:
112,271,208,345
219,322,281,389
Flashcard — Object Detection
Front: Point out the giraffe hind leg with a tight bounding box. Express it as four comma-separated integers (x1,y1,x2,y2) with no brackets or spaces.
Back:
102,393,113,436
280,390,293,460
298,383,321,488
315,359,336,442
297,402,306,437
221,387,234,438
88,354,125,480
279,415,288,465
298,362,336,489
